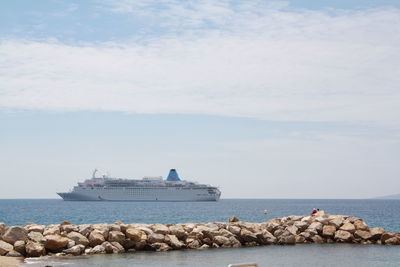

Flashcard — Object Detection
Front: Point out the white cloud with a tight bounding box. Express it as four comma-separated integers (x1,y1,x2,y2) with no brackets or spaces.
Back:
1,2,400,125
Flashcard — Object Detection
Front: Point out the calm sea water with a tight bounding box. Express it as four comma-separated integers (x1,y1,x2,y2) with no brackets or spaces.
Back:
1,199,399,231
1,199,399,267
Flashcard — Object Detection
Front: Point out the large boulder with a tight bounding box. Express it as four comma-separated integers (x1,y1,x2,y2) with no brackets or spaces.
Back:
89,245,106,254
322,225,336,238
169,225,187,240
384,237,400,245
213,235,231,247
263,222,281,233
78,224,93,237
256,230,277,245
44,234,69,251
187,239,201,249
165,234,184,249
89,230,106,247
67,232,90,246
370,228,385,240
240,229,258,243
285,225,298,235
26,225,45,234
101,241,115,254
329,218,344,228
135,226,154,236
111,242,125,253
381,233,396,244
340,223,356,233
299,231,313,241
182,223,196,233
6,250,22,257
2,226,28,245
273,229,285,238
108,231,125,244
334,230,353,242
354,220,368,231
28,232,46,244
293,221,309,232
187,230,203,241
195,226,219,239
354,230,372,240
308,222,323,233
229,236,242,247
217,229,234,238
91,225,109,239
227,225,241,235
43,226,60,236
148,233,165,244
0,240,14,256
67,239,76,249
62,244,85,256
152,224,170,235
25,241,46,257
314,217,329,225
126,229,146,242
13,240,26,256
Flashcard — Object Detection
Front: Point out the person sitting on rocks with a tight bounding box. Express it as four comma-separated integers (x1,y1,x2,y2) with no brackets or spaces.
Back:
310,208,318,215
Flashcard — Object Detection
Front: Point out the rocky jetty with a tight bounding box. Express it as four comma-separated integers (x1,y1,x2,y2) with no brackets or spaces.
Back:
0,212,399,258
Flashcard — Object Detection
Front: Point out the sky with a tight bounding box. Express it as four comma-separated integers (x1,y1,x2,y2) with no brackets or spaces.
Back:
0,0,399,199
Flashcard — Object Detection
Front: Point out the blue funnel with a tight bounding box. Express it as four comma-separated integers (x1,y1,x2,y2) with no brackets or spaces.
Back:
166,169,181,181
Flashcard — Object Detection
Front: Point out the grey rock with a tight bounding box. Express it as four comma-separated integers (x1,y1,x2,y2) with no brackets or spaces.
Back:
165,234,184,249
108,230,125,244
25,241,46,257
63,244,85,256
67,231,89,246
44,234,69,251
13,240,26,256
334,230,353,242
28,232,45,244
0,240,14,256
89,245,106,254
2,226,28,245
148,233,165,244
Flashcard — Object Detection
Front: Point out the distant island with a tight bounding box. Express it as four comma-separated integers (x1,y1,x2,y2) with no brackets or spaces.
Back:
374,194,400,199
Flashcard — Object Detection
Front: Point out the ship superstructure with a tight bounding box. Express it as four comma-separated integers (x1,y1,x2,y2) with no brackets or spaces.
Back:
57,169,221,201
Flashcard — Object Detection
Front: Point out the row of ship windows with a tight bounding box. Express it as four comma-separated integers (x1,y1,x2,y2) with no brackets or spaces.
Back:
82,187,202,190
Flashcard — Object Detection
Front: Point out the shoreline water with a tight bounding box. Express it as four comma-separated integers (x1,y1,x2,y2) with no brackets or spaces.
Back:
21,245,400,267
1,199,400,232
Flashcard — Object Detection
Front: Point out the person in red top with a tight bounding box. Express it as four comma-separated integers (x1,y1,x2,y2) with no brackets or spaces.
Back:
310,208,317,215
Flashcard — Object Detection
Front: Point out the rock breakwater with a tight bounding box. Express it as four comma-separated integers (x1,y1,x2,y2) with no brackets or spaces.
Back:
0,212,399,258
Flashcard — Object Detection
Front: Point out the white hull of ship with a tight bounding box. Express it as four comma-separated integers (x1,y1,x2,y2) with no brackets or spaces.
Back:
57,187,220,201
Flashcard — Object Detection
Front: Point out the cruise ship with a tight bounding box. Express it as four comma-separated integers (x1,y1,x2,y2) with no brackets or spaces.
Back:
57,169,221,201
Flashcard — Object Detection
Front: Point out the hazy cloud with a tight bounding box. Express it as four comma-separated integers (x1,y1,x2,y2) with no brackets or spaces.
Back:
1,2,399,125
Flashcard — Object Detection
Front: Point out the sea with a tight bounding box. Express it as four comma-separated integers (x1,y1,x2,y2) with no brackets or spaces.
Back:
0,199,399,267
